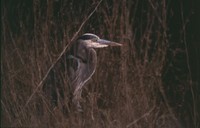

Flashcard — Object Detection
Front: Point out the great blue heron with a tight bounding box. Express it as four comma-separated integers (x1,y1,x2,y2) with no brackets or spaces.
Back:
43,33,122,112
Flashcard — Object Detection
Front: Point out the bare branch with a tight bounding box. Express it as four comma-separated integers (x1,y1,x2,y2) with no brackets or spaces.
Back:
19,0,103,115
126,106,155,128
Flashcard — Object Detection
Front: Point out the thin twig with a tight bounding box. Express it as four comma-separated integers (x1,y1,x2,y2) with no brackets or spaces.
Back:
19,0,103,115
1,100,12,122
126,106,155,128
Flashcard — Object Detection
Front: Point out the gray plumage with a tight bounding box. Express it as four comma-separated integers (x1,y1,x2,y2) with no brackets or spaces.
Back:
43,33,122,112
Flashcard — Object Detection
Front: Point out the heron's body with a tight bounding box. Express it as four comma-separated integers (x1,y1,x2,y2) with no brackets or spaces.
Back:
67,39,97,110
43,33,121,112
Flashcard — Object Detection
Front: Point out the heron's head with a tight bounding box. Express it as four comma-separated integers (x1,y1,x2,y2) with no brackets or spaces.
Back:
77,33,122,48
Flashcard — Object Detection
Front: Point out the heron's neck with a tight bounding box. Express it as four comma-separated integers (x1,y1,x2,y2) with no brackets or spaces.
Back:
88,48,97,71
71,42,97,73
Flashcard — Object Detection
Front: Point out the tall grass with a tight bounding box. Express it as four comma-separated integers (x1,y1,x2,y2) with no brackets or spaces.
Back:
1,0,198,127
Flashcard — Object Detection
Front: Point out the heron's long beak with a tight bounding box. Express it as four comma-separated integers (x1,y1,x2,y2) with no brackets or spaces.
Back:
97,39,122,47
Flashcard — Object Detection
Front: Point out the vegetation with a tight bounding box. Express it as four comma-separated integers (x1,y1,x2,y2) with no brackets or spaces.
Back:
1,0,199,127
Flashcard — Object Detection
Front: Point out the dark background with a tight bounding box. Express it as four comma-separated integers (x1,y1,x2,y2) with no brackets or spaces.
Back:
1,0,199,127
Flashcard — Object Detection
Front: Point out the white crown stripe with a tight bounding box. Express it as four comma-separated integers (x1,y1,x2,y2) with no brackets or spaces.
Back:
82,33,100,39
